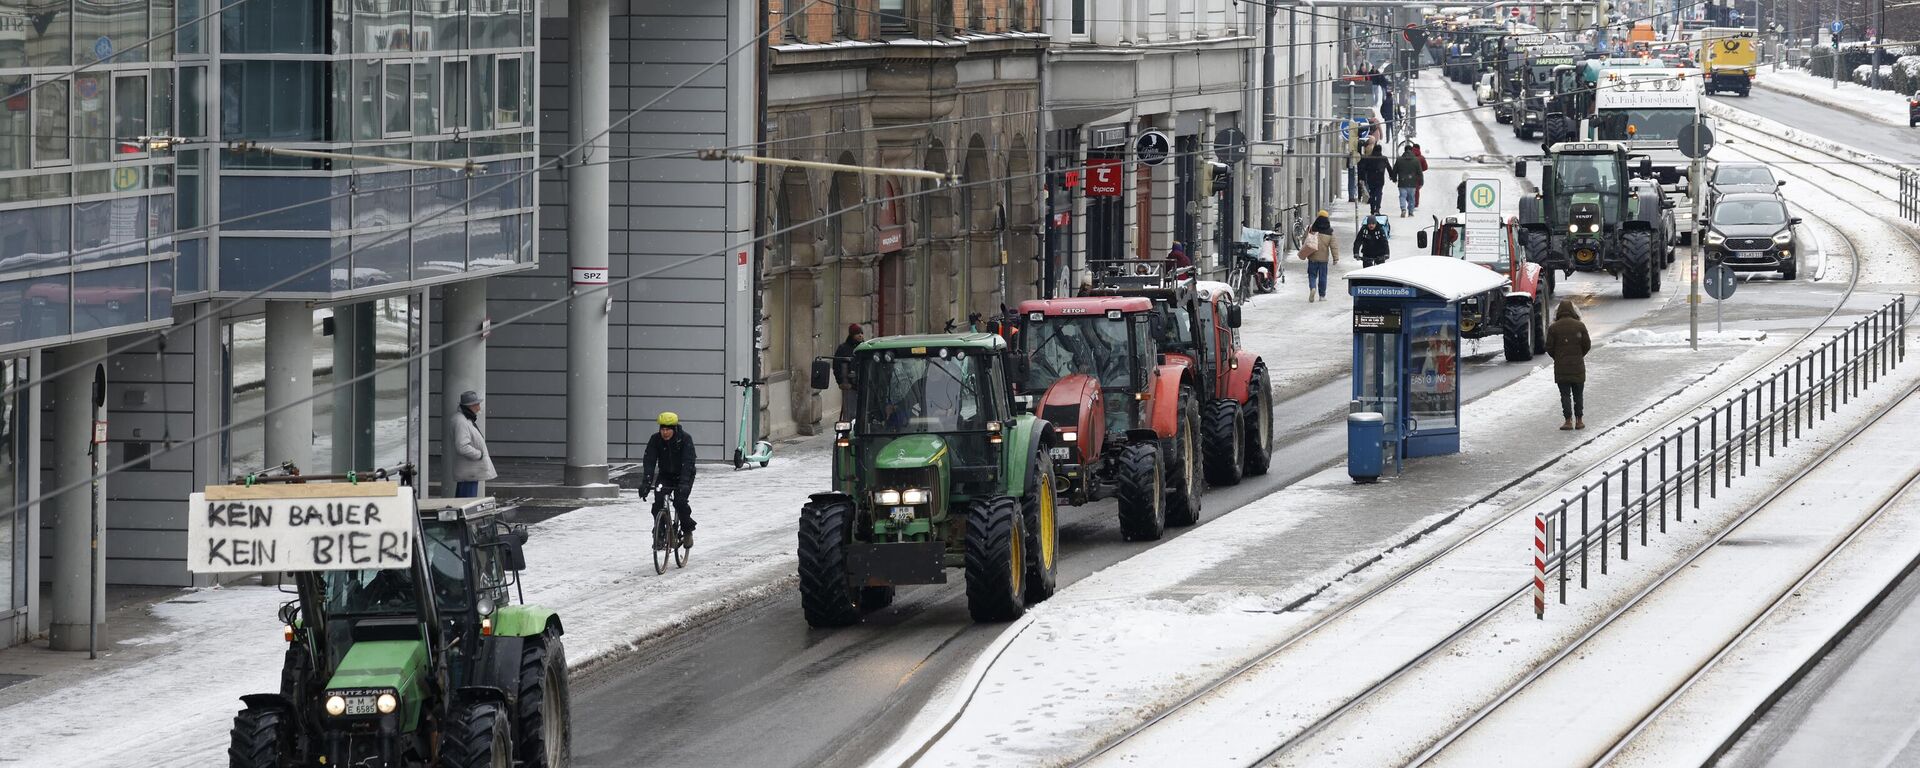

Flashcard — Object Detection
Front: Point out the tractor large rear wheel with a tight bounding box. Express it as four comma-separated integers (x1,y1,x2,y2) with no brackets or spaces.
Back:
965,496,1028,623
797,497,862,628
444,702,515,768
228,706,292,768
1243,365,1275,477
516,634,572,768
1166,387,1205,527
1201,399,1245,487
1502,301,1537,362
1619,230,1657,299
1021,451,1060,605
1114,442,1166,541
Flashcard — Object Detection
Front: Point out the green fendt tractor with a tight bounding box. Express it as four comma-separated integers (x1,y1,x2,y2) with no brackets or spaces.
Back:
1515,141,1667,299
799,332,1059,627
227,495,569,768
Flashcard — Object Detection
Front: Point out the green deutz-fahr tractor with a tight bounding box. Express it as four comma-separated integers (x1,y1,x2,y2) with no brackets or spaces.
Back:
1515,141,1667,299
799,333,1059,627
228,496,569,768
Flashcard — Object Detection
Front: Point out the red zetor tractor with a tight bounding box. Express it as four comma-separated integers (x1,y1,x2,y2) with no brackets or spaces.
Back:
1084,262,1276,504
1013,296,1181,541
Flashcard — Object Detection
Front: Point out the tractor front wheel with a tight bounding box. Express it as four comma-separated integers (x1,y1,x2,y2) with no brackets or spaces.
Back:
1201,399,1245,487
516,634,572,768
228,706,293,768
1114,441,1166,541
444,701,515,768
965,496,1028,622
1502,301,1536,362
1243,366,1275,477
797,497,862,628
1166,387,1205,527
1021,451,1061,605
1619,230,1657,299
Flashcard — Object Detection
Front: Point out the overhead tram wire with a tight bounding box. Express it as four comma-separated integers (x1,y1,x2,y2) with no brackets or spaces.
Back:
0,134,1297,520
0,0,828,405
0,0,1768,504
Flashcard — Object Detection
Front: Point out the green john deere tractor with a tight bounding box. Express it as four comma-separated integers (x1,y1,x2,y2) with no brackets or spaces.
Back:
1515,141,1667,299
799,332,1059,627
227,495,569,768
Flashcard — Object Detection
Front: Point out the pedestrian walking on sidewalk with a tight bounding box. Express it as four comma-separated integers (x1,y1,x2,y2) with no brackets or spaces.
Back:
1302,210,1339,302
451,390,497,497
1354,216,1392,267
1358,145,1391,217
834,323,864,419
1393,145,1426,217
1545,300,1592,430
1410,143,1429,206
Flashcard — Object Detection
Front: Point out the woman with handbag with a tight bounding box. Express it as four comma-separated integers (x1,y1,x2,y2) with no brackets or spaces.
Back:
1301,210,1339,302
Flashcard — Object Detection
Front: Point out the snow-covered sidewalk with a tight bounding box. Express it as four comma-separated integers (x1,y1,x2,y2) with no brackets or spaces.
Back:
0,439,836,766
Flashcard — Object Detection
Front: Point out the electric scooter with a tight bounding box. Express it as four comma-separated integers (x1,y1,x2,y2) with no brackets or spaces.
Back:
731,378,773,469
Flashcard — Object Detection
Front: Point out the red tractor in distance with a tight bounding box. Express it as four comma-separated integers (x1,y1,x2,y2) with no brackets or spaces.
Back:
1083,262,1276,504
1418,215,1550,361
1013,296,1179,541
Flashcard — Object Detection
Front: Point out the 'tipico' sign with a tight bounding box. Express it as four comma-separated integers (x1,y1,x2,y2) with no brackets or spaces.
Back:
187,483,415,573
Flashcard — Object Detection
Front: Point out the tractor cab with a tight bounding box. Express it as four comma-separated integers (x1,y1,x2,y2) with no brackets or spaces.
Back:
850,335,1012,496
1015,297,1156,438
1517,141,1667,297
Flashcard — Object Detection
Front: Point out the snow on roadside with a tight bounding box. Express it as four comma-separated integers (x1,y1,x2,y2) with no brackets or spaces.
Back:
1611,328,1768,346
0,445,832,767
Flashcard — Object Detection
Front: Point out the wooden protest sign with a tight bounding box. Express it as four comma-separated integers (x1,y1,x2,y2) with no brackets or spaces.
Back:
187,482,415,573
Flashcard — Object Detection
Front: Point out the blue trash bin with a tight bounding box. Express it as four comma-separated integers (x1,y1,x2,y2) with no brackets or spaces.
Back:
1348,412,1386,483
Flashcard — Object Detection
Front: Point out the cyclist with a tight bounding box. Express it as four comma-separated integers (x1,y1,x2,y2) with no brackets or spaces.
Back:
641,412,698,548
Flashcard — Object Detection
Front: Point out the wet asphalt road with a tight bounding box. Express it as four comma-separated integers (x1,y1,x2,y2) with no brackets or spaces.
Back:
1729,83,1920,163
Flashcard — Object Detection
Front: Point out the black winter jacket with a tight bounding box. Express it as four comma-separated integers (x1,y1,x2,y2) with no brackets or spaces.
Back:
1358,153,1391,188
642,427,697,490
1354,226,1391,260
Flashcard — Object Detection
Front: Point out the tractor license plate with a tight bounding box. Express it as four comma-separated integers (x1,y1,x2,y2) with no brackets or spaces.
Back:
345,696,378,716
1049,446,1072,460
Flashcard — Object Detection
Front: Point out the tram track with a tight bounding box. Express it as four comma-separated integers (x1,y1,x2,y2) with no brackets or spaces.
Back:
875,118,1886,768
1408,377,1920,768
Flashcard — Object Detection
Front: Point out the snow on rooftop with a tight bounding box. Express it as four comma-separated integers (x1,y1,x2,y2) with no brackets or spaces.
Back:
1343,255,1507,302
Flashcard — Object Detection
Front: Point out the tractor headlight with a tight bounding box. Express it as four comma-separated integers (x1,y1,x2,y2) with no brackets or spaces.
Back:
1706,230,1726,246
325,695,347,716
1567,224,1578,234
1587,224,1600,233
901,488,931,505
376,693,398,714
874,490,902,506
1772,230,1793,244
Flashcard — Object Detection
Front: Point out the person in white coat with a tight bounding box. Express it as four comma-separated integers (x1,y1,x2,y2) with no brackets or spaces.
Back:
452,390,497,497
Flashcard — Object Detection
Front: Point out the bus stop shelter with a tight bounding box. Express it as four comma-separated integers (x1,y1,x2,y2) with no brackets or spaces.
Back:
1345,256,1508,480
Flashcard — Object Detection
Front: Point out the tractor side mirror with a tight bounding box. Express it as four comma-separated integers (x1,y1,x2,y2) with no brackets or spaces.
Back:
1008,355,1030,384
498,527,528,572
1417,230,1430,249
1227,304,1243,328
810,357,833,391
1513,159,1528,177
1012,394,1034,415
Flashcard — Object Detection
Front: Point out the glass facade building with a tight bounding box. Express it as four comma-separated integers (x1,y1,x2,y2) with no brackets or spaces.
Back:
181,0,537,298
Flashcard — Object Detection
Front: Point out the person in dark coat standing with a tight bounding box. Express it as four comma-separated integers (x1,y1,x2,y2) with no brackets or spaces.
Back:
834,323,864,419
1358,145,1391,217
1353,216,1392,267
1392,145,1426,217
1545,300,1592,431
642,412,699,546
450,390,496,498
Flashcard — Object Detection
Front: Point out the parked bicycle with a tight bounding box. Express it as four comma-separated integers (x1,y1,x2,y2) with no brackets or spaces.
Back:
730,378,773,470
647,483,691,574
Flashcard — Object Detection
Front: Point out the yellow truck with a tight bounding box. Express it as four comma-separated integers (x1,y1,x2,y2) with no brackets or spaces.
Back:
1693,27,1758,96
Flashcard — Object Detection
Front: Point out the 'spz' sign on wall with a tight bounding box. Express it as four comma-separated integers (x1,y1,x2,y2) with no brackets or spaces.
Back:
187,483,415,573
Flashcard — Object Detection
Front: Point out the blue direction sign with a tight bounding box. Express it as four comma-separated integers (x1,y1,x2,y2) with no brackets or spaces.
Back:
1831,20,1844,35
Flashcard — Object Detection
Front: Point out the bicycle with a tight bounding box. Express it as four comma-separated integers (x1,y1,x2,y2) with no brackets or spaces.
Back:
730,378,773,470
648,483,690,574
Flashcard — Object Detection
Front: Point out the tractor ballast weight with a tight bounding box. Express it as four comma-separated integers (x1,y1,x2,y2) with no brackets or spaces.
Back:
799,333,1061,627
1514,142,1664,299
227,494,570,768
